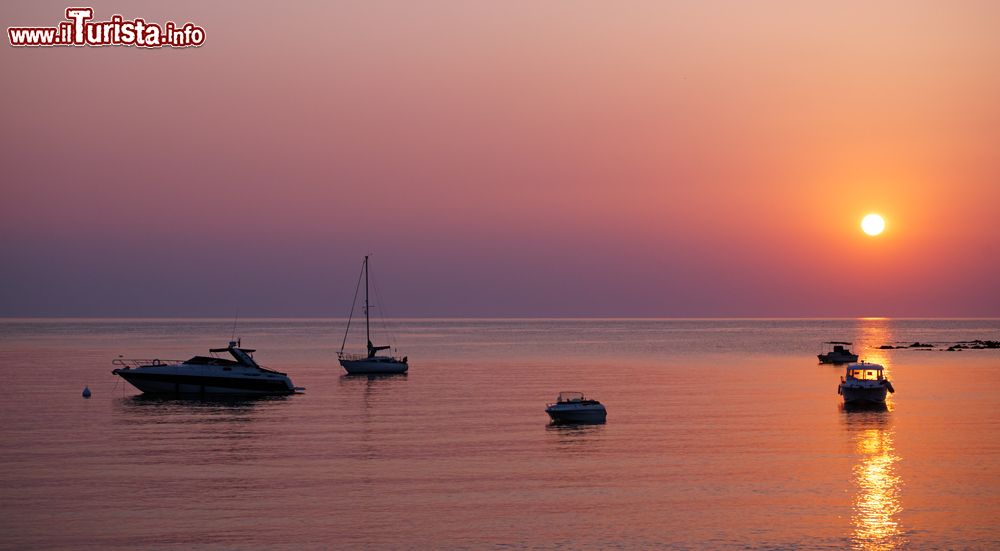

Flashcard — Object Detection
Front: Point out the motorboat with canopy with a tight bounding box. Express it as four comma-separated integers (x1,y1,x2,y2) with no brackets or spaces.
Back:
545,391,607,424
838,361,895,405
818,341,859,364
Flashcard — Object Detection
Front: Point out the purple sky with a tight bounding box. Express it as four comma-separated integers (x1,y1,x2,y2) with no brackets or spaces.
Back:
2,1,998,317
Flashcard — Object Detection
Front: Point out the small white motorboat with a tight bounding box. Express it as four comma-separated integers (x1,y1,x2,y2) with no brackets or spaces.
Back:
545,392,607,424
838,361,894,406
819,341,859,364
112,340,301,395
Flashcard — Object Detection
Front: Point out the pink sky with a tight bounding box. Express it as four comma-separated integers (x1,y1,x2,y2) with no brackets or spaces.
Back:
1,1,998,316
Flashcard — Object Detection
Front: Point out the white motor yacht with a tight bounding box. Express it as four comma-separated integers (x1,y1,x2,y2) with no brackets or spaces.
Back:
112,340,301,395
545,392,607,424
838,361,894,405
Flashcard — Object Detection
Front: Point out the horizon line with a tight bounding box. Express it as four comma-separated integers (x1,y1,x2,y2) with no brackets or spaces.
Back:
2,316,999,322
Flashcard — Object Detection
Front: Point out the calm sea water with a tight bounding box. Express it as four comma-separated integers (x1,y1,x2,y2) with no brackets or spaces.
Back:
0,318,998,550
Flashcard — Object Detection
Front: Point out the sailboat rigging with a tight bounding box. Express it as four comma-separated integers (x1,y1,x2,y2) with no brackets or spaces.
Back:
338,255,409,375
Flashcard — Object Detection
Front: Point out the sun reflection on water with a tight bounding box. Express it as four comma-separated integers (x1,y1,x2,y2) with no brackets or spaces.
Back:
845,319,905,549
854,318,894,406
847,415,904,550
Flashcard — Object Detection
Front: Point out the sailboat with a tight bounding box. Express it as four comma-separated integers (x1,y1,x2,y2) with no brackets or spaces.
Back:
338,255,409,375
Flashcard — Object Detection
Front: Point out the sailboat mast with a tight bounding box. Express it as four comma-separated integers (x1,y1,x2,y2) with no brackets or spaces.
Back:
364,255,370,345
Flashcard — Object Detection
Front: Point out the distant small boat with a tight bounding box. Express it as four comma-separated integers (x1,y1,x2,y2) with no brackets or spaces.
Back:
838,361,894,405
338,255,409,375
112,340,301,395
819,341,859,364
545,392,607,424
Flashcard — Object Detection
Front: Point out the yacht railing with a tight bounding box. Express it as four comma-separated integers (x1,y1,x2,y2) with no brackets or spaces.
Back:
338,353,370,361
112,358,183,369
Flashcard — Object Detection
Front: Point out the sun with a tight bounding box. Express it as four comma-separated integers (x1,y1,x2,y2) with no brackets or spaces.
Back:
861,214,885,236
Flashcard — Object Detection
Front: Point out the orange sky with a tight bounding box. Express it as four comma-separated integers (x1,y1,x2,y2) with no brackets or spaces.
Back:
1,1,998,316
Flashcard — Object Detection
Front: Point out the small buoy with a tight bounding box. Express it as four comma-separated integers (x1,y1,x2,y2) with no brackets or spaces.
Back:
82,386,91,398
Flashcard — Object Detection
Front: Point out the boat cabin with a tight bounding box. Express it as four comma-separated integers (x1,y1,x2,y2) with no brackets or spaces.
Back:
206,340,259,367
185,355,242,367
553,391,602,405
822,341,853,353
558,391,586,403
846,363,885,381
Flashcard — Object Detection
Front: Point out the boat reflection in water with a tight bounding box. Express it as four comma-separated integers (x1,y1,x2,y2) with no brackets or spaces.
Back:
112,394,292,465
117,393,290,409
114,393,290,427
544,421,606,456
843,408,905,550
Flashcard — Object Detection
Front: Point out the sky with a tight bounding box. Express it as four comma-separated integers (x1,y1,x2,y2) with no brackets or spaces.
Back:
1,1,998,317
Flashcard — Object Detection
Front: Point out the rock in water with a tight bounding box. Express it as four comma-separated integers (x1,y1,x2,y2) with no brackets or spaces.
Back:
82,386,91,398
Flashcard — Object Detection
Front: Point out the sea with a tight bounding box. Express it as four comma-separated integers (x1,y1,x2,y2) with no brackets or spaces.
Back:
0,318,997,550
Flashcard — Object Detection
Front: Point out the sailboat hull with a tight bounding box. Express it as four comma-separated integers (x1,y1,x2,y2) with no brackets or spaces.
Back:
340,358,408,375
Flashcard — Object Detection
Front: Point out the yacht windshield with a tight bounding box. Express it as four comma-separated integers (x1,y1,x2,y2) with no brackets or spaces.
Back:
848,368,882,381
558,392,584,402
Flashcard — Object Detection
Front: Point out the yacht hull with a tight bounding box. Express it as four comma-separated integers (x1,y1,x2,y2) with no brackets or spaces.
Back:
545,406,607,424
339,359,408,375
113,369,295,395
818,353,859,364
839,384,888,405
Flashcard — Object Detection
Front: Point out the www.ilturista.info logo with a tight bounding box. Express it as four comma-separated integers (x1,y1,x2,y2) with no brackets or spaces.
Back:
8,7,205,48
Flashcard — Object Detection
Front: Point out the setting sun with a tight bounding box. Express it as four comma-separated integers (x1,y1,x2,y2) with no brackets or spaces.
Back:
861,214,886,236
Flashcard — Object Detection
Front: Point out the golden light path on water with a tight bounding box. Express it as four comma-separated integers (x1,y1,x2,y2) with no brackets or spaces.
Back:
852,426,903,550
848,318,904,550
